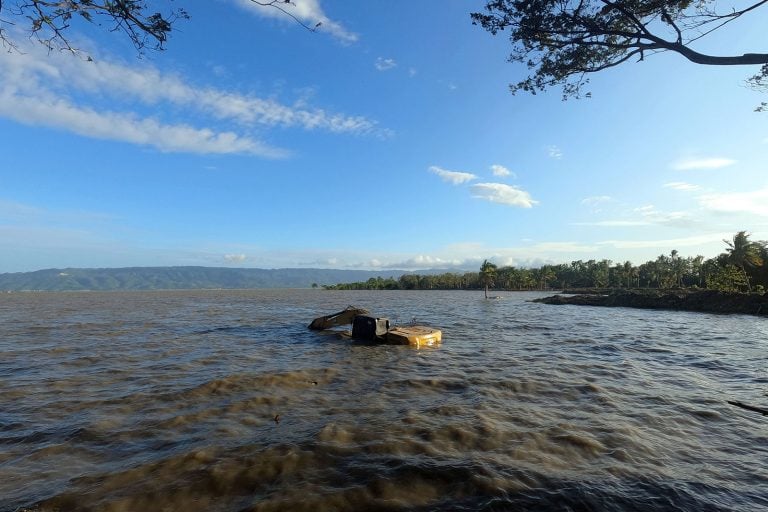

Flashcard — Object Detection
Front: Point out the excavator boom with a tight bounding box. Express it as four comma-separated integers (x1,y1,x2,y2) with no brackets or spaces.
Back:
308,306,370,330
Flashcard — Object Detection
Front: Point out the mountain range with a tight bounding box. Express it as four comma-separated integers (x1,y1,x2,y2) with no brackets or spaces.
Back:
0,266,422,291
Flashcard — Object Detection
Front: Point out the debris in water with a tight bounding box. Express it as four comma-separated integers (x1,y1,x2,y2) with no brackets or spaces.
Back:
309,306,442,347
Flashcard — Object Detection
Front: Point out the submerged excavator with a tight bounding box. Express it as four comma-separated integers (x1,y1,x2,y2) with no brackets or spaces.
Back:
308,306,442,348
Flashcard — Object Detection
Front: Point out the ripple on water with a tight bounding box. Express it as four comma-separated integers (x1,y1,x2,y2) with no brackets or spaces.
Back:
1,290,766,511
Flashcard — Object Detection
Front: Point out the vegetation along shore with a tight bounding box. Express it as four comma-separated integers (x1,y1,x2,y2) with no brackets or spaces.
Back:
327,232,767,292
533,289,768,317
328,231,768,317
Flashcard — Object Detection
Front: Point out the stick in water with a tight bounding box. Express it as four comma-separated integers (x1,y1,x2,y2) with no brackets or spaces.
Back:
727,401,768,416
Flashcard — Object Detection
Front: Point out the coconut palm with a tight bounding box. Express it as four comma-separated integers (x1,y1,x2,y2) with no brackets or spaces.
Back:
479,259,497,299
621,261,633,288
538,265,557,290
670,250,686,288
724,231,764,291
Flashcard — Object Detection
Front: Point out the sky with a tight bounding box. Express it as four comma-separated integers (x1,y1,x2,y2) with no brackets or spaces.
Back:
1,0,767,273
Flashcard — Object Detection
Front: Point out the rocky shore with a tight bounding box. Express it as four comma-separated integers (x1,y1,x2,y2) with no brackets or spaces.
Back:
533,289,768,317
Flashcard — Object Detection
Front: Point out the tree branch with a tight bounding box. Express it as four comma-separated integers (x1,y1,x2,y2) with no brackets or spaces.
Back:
685,0,768,46
249,0,321,33
598,0,652,37
572,48,644,73
660,6,683,43
473,0,768,102
662,42,768,66
0,0,319,55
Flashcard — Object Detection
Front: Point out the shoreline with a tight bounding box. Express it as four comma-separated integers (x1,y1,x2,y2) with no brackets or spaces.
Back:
533,289,768,317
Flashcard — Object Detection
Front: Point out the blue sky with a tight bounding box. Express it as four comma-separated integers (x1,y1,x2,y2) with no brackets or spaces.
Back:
1,0,767,273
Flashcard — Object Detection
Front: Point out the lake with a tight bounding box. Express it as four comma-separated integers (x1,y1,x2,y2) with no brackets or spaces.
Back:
1,289,767,511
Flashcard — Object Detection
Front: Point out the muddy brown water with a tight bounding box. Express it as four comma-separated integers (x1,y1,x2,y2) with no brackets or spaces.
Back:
1,289,767,511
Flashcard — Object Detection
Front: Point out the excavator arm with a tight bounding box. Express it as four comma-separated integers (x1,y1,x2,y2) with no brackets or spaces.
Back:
308,305,370,330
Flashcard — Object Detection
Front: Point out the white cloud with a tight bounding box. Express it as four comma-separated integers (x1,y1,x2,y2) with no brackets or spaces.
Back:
699,187,768,217
0,90,286,157
652,212,696,227
236,0,358,42
578,203,699,229
444,241,485,253
581,195,613,206
196,90,379,133
671,157,736,171
547,145,563,159
368,242,596,270
0,42,383,155
0,198,116,227
1,48,379,134
470,183,538,208
224,254,247,263
382,255,465,270
527,241,595,253
580,195,614,214
599,233,728,249
374,57,397,71
0,224,110,250
408,68,417,77
663,181,700,191
427,241,598,268
573,220,650,227
490,164,515,178
211,65,227,77
428,165,477,185
633,204,695,228
0,199,45,219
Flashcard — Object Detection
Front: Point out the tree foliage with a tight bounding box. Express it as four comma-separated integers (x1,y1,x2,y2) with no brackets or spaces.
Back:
480,259,498,298
0,0,189,53
723,230,764,290
471,0,768,99
326,231,768,294
0,0,315,54
750,64,768,111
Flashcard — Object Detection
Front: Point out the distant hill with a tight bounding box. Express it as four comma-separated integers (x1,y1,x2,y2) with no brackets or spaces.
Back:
0,266,418,291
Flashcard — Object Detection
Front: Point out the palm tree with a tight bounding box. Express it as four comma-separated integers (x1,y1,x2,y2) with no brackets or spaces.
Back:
690,255,704,288
539,265,557,290
479,259,497,299
724,231,764,291
622,261,633,288
670,250,686,288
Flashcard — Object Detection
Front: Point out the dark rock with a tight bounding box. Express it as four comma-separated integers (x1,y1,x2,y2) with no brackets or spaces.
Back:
533,289,768,317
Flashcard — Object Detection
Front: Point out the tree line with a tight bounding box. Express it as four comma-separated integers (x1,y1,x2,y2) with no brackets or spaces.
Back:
323,231,767,293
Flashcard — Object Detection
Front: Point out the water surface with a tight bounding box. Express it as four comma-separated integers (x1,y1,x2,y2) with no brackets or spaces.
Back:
1,290,767,511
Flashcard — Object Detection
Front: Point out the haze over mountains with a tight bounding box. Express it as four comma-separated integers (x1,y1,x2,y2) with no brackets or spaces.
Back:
0,267,442,291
